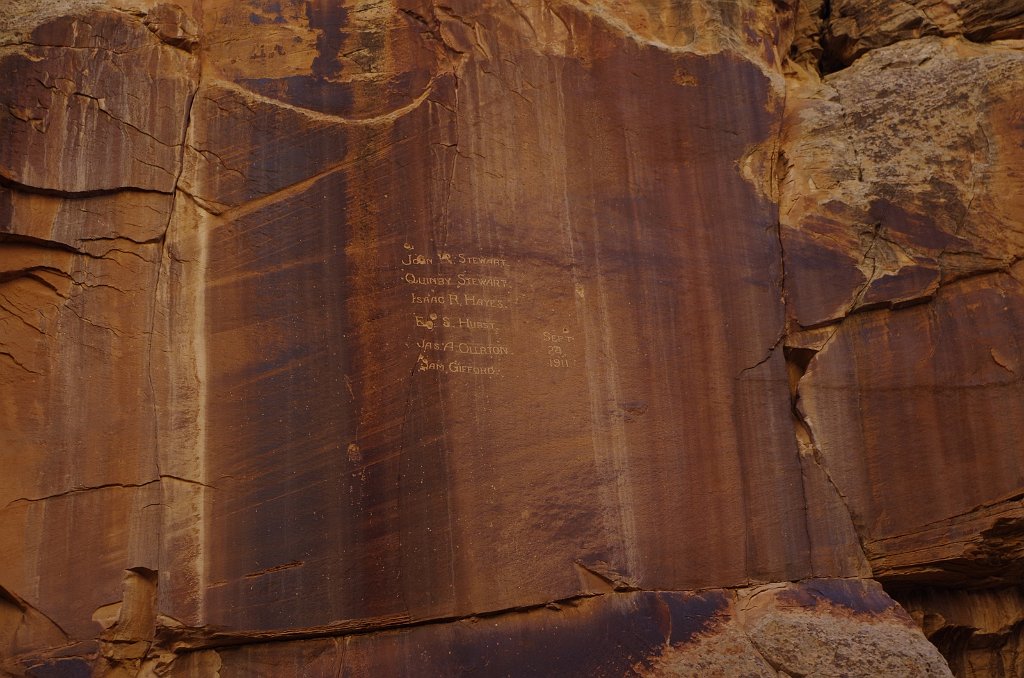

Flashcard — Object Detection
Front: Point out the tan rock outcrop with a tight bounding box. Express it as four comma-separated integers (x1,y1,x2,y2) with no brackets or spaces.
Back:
780,37,1024,327
824,1,1024,67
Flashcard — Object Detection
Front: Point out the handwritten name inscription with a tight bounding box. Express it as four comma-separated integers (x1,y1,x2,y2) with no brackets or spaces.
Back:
410,293,509,309
403,243,511,377
403,273,511,288
401,242,579,376
402,252,508,267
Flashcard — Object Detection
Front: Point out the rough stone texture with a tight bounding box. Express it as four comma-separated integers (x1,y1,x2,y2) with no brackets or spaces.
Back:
738,580,952,677
0,10,198,193
1,0,1022,676
780,37,1024,328
824,1,1024,67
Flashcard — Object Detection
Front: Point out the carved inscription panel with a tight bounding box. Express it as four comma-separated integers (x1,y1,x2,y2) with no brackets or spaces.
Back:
203,38,805,633
401,241,580,379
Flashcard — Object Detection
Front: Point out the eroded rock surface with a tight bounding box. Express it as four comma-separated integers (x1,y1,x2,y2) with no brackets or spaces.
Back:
825,0,1024,67
0,0,1021,675
780,37,1024,327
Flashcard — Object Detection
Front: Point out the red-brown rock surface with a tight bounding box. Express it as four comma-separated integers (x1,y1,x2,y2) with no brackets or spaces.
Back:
0,0,1021,676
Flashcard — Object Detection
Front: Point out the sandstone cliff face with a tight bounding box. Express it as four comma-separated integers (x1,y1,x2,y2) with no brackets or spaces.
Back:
0,1,1021,676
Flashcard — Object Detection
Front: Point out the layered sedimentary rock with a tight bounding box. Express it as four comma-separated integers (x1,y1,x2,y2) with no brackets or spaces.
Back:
824,0,1024,67
1,0,1022,676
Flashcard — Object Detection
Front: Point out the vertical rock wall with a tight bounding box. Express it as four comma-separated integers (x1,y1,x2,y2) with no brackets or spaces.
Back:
0,0,1022,676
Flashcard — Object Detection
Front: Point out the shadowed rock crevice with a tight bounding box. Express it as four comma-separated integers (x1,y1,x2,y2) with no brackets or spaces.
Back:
784,341,873,578
889,586,1024,678
822,1,1024,71
791,0,1024,75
